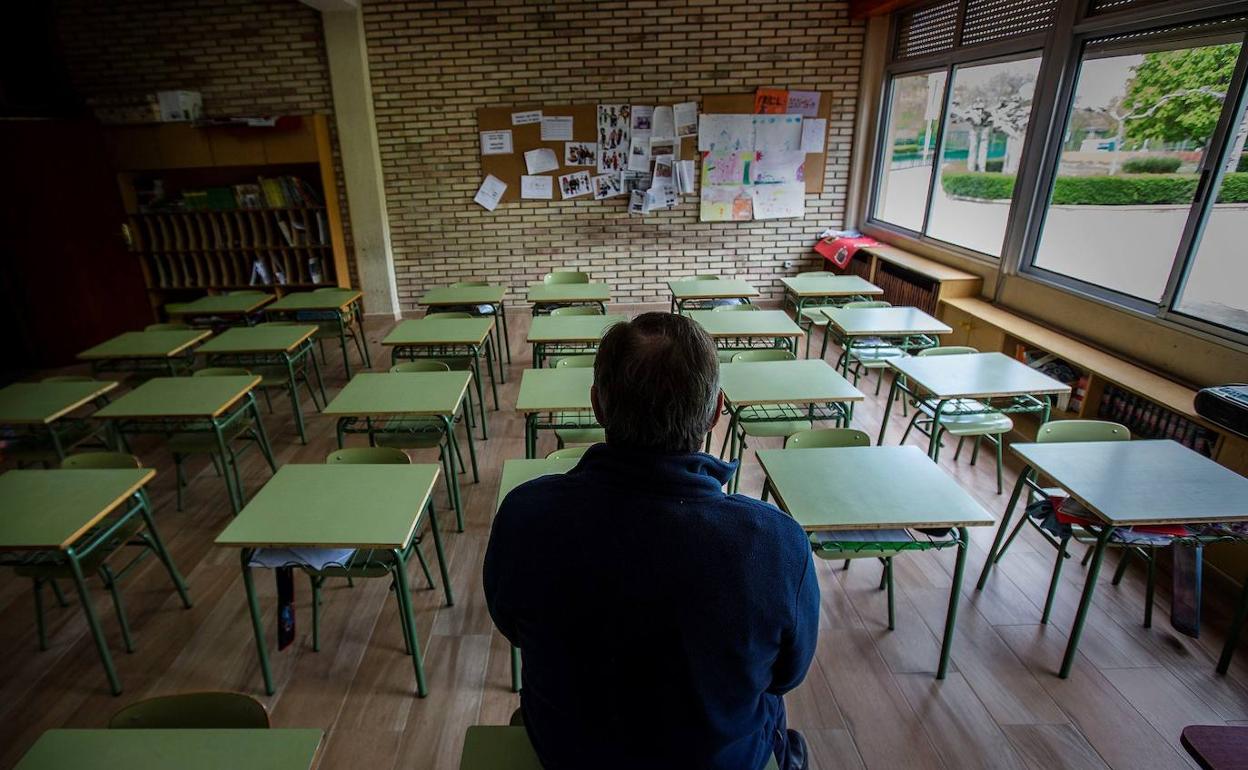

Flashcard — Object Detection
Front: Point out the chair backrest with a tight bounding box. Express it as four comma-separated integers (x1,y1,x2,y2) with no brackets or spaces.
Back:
61,451,141,470
144,323,188,332
546,446,590,460
431,311,474,319
785,428,872,449
258,320,301,326
797,271,836,278
194,367,251,378
550,306,603,316
108,692,270,729
325,447,412,464
712,303,760,312
390,361,451,373
731,350,796,363
228,290,266,296
843,301,891,309
42,375,96,383
543,271,589,285
555,355,596,368
1036,420,1130,444
692,274,720,280
312,287,340,293
918,346,978,357
452,281,490,287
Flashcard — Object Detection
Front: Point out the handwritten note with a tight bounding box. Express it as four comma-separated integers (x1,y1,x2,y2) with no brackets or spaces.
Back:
520,175,553,200
479,130,512,155
473,175,507,211
524,148,559,175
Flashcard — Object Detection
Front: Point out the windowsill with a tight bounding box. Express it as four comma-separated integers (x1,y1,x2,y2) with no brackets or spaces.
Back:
860,221,1001,287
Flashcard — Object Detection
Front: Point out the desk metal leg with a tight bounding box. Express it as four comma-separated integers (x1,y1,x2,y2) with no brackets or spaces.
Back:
459,402,479,484
511,646,522,693
497,302,512,366
1218,578,1248,674
391,547,429,697
976,466,1031,590
68,546,122,695
441,415,465,531
356,302,372,369
937,528,970,680
471,350,491,437
284,354,308,444
424,498,453,607
213,422,243,515
525,414,537,459
878,375,900,445
240,550,275,695
483,339,500,411
139,498,192,608
1060,525,1114,678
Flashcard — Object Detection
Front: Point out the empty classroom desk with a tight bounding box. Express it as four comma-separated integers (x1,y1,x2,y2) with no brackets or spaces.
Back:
0,380,117,462
215,464,448,696
166,292,274,326
685,310,804,357
196,324,325,444
78,329,212,378
819,305,950,367
383,316,500,431
515,367,595,459
322,371,476,528
94,375,273,514
976,440,1248,679
667,278,759,313
526,313,627,368
419,284,512,366
881,351,1071,455
718,359,865,492
780,274,882,314
757,445,994,679
0,469,190,695
264,289,369,376
13,729,324,770
527,282,611,315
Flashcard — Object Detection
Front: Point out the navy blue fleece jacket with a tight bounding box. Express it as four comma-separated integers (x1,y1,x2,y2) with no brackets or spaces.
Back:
483,443,819,770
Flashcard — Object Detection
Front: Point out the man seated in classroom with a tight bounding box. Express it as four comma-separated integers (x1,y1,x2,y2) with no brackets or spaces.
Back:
484,312,820,770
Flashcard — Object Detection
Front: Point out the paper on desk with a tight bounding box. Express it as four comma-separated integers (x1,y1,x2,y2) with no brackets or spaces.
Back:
249,548,356,570
521,175,553,200
480,130,512,155
524,147,560,175
473,174,507,211
540,115,573,141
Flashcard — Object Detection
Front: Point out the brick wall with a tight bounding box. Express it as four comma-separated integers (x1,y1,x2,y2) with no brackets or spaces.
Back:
365,0,864,307
54,0,357,286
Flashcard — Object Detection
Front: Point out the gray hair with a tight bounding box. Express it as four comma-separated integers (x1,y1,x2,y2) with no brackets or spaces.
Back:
593,312,720,453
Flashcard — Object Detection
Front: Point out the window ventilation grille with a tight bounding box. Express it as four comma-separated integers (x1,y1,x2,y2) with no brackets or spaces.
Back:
961,0,1059,46
896,0,959,59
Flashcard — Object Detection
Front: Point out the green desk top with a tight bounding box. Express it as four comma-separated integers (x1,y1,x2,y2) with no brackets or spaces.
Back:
496,458,581,511
167,293,274,316
0,469,155,551
822,306,952,337
14,729,323,770
719,360,864,406
78,330,212,360
0,381,117,425
685,310,804,338
888,352,1070,399
197,325,317,355
215,464,439,549
459,726,544,770
780,275,883,297
526,283,611,303
667,278,759,300
1012,440,1248,526
266,289,361,312
515,367,594,413
527,314,628,343
322,371,470,417
95,376,260,419
420,285,506,306
381,317,494,347
756,445,995,531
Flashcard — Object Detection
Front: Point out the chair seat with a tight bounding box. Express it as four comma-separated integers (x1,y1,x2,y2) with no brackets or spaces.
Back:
799,308,830,325
168,421,254,454
849,346,905,365
554,428,606,444
373,418,446,450
936,411,1013,436
740,419,812,438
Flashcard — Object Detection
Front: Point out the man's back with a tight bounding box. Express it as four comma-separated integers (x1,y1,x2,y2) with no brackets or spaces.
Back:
484,443,819,770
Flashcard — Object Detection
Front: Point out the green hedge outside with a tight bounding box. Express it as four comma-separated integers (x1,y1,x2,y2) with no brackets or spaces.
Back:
1238,154,1248,173
941,172,1248,205
1121,156,1181,174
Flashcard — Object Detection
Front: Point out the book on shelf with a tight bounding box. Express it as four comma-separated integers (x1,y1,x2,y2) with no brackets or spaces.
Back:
259,177,287,208
234,184,263,209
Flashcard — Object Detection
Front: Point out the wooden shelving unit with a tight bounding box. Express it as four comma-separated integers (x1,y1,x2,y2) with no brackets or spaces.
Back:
105,114,350,316
828,244,982,314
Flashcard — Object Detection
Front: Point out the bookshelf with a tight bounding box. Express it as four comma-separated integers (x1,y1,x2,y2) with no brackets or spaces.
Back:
828,244,982,314
104,114,349,315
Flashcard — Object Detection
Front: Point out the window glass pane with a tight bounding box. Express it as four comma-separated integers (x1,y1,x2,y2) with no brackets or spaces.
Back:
1175,99,1248,333
927,56,1042,256
874,71,947,231
1033,40,1242,302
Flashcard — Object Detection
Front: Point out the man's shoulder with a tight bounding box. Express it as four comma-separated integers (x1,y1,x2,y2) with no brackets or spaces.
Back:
722,493,811,549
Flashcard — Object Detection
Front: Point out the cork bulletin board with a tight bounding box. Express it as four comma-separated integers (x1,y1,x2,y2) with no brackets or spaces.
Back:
700,92,831,195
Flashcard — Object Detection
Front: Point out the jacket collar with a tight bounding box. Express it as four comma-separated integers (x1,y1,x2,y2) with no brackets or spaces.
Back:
571,442,737,499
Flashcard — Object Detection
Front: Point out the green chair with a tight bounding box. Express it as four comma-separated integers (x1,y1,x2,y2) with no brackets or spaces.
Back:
897,346,1013,493
552,356,603,449
543,271,589,284
399,312,484,422
144,322,189,332
761,426,870,500
168,368,277,513
300,448,438,655
41,374,95,382
983,420,1142,625
228,290,267,296
712,303,760,311
546,446,590,460
549,305,603,316
790,270,837,357
109,691,269,729
712,303,762,361
828,301,904,394
692,274,721,280
215,330,326,436
722,350,818,488
290,292,368,371
13,452,192,661
376,361,467,531
10,377,114,467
